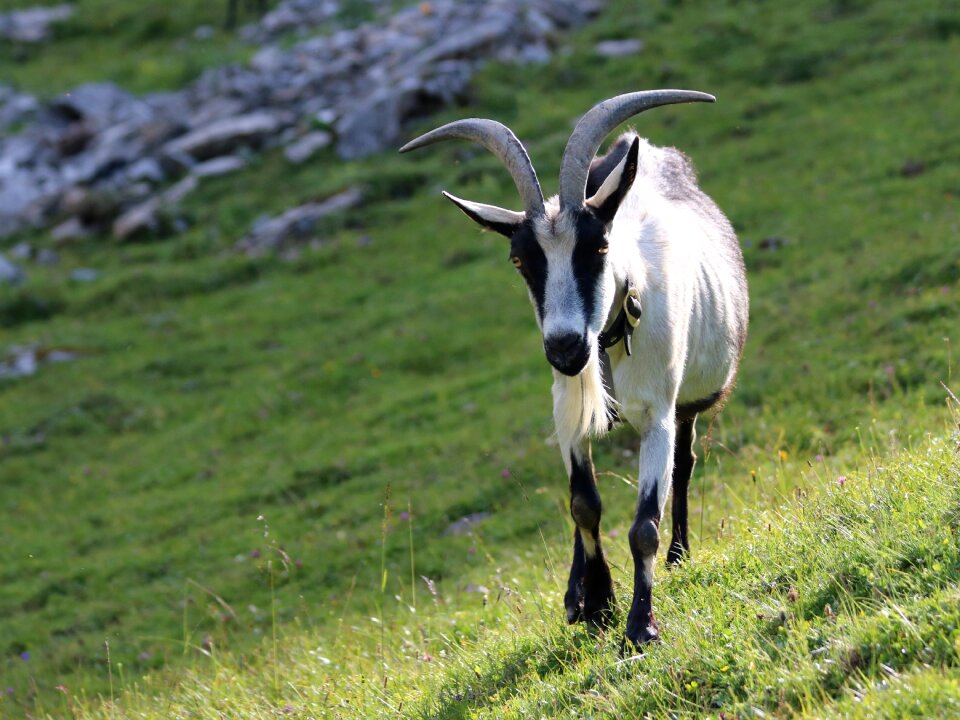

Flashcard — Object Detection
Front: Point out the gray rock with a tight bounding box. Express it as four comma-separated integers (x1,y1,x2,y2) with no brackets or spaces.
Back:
9,241,32,260
0,253,25,285
443,512,492,536
50,82,153,130
158,148,196,177
36,248,60,266
127,157,165,184
0,346,38,379
50,217,91,243
161,175,198,204
0,4,74,43
163,112,281,160
0,89,38,130
594,38,645,58
283,131,331,164
237,187,362,255
192,155,247,178
70,268,99,282
336,88,410,161
113,198,161,241
112,175,197,241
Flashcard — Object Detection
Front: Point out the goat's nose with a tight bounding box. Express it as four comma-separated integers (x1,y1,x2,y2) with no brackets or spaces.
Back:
544,332,588,376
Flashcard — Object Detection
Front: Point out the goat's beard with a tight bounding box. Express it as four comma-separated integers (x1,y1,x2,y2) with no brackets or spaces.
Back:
551,343,616,451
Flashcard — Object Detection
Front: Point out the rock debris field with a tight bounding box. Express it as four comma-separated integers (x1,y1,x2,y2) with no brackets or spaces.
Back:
0,0,620,256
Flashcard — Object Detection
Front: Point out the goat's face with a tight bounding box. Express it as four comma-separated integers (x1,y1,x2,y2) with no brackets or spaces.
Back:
444,138,639,376
506,209,614,375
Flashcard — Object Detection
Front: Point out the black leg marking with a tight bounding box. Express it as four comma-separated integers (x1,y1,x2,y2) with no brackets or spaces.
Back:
564,449,615,627
667,416,697,566
564,529,585,624
624,484,661,649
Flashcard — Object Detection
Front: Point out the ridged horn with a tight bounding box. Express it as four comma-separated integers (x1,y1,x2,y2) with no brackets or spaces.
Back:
399,118,545,218
558,90,716,210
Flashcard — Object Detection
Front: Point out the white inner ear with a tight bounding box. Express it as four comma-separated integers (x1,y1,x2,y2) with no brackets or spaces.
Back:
584,151,630,211
442,191,526,227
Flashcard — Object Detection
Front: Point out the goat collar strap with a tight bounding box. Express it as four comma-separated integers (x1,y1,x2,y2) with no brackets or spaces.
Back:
598,283,642,356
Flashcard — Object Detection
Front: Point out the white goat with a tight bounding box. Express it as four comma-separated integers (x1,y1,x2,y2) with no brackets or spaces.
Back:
401,90,748,648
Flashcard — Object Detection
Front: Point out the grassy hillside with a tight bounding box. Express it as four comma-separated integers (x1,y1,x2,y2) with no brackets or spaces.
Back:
1,0,958,716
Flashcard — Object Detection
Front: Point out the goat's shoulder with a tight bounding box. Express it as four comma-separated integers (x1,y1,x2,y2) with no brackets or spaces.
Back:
588,132,704,205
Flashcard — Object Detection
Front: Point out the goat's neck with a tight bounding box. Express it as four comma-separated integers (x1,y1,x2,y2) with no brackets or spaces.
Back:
602,254,642,333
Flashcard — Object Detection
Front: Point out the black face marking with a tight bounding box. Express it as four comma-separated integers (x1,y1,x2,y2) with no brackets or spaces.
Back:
509,223,547,320
571,210,609,330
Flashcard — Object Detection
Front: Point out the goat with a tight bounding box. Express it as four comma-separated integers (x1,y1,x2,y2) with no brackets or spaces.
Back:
400,90,748,649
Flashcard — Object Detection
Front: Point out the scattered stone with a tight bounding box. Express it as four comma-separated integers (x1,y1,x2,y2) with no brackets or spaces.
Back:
594,38,645,58
900,159,926,178
0,4,74,43
50,217,90,243
444,512,492,536
112,198,161,241
759,236,787,251
163,112,281,160
9,241,32,260
0,346,37,379
161,175,198,204
0,344,81,379
50,82,153,130
283,131,331,164
0,253,25,284
127,158,165,184
69,268,99,283
36,248,59,266
0,86,38,130
237,187,362,255
192,155,247,178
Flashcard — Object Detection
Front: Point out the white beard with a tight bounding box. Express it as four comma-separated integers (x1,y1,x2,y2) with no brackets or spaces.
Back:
551,344,616,451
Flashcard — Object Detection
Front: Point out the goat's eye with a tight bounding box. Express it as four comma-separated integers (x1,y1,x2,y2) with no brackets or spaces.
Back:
598,245,609,255
510,256,522,268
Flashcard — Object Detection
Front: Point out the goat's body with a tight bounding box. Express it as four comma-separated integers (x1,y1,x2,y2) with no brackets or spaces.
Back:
601,134,748,431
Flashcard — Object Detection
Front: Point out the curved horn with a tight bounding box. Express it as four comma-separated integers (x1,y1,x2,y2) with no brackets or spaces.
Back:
558,90,716,210
399,119,545,218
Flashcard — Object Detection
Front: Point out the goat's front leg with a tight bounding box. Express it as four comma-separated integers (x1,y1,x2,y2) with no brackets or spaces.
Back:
563,441,615,627
625,412,675,648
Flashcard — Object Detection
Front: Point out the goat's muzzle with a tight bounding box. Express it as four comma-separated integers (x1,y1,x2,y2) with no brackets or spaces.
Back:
544,332,590,376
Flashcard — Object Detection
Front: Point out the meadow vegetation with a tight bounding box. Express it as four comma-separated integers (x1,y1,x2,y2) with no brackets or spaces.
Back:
1,0,958,716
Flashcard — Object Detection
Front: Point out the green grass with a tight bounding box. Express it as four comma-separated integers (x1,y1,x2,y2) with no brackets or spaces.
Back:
1,0,959,716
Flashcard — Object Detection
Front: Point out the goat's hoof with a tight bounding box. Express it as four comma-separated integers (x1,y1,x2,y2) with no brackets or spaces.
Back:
621,619,660,654
565,603,584,624
564,585,584,624
583,591,616,628
665,544,689,567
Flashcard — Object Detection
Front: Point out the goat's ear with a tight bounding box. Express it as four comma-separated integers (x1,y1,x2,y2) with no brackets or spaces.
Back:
584,136,639,225
443,191,525,238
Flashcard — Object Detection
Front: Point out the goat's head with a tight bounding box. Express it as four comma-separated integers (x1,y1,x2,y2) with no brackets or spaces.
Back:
400,90,714,377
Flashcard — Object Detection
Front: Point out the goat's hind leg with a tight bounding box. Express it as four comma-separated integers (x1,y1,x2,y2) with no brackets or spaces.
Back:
564,442,615,627
667,416,696,566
